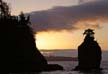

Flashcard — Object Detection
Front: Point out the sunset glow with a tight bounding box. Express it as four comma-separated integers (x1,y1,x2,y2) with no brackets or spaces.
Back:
4,0,108,50
36,31,83,50
36,24,108,50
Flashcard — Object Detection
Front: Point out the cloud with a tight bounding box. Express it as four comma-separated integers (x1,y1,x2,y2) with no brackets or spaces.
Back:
27,0,108,33
78,0,96,4
78,0,107,4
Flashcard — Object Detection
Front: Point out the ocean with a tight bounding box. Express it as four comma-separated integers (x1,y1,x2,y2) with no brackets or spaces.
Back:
40,61,108,74
10,50,108,74
11,61,108,74
40,50,108,74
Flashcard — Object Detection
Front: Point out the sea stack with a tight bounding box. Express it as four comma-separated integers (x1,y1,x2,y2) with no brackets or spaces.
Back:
74,29,102,71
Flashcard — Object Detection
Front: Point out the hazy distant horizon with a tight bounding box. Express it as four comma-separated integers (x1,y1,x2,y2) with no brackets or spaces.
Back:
39,49,108,51
40,49,108,61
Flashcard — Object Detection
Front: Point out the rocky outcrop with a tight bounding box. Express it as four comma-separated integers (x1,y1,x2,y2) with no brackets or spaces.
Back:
0,0,63,73
74,29,102,71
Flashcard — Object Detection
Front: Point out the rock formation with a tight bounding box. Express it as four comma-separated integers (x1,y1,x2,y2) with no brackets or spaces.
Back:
74,29,102,71
0,0,63,73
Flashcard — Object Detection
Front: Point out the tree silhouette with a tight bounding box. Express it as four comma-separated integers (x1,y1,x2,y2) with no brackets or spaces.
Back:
0,0,63,73
74,29,102,71
83,29,95,43
0,0,10,16
83,28,95,37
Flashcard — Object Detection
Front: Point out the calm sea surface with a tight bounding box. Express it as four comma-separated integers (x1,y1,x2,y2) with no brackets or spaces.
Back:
40,61,108,74
10,50,108,74
10,61,108,74
41,50,108,74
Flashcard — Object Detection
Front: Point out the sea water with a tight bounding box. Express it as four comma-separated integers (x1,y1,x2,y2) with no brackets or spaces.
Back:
39,61,108,74
40,50,108,74
10,50,108,74
10,61,108,74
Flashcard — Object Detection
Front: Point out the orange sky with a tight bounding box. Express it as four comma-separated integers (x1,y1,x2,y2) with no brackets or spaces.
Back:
4,0,108,50
36,24,108,50
36,30,83,50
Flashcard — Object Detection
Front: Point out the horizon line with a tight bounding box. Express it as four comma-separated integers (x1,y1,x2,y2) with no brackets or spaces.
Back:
39,49,108,51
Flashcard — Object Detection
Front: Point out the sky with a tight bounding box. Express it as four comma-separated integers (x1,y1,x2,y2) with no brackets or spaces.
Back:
4,0,108,50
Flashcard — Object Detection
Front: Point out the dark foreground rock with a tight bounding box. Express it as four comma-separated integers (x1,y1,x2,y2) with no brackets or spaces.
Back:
8,64,63,73
32,64,63,72
0,0,63,73
74,29,102,71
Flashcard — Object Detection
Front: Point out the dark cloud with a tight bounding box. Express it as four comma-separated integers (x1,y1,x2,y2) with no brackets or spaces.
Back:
27,0,108,33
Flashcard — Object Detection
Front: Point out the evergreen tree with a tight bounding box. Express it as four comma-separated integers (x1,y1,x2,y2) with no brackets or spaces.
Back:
0,0,10,17
0,0,63,73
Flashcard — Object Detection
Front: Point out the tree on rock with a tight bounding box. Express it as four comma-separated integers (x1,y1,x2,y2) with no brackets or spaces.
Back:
74,28,102,71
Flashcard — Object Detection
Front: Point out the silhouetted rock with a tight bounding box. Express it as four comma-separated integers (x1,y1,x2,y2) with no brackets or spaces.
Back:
32,64,63,72
0,0,63,73
74,29,102,71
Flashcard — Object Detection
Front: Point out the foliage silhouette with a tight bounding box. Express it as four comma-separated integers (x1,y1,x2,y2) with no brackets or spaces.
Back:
74,29,102,71
0,0,63,73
